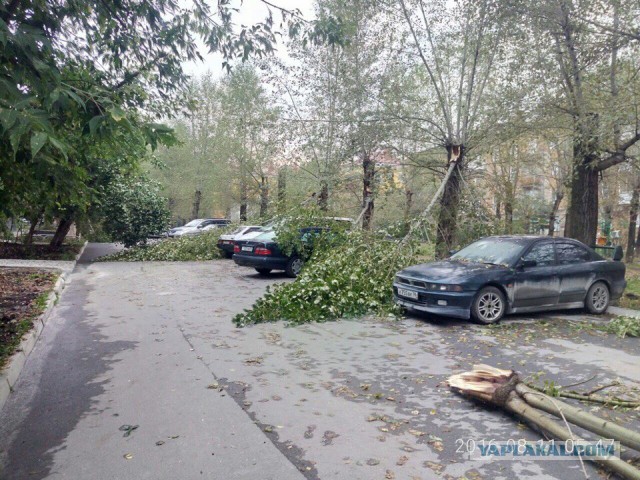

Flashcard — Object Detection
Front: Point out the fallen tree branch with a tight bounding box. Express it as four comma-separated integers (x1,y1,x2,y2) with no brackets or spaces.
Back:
448,365,640,480
525,382,640,408
516,384,640,452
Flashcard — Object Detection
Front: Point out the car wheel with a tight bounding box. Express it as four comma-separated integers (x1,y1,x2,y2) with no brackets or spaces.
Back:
255,268,272,275
585,281,610,314
285,256,304,278
472,286,506,324
224,251,233,259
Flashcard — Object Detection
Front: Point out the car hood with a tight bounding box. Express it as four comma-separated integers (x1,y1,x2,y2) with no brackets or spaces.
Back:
398,260,508,282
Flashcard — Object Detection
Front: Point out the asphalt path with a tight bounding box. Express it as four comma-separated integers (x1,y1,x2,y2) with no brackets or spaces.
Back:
1,246,638,479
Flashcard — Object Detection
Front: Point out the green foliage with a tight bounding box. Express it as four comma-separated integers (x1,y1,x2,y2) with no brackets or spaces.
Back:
101,231,227,262
599,316,640,338
101,178,171,247
271,206,351,257
233,232,418,327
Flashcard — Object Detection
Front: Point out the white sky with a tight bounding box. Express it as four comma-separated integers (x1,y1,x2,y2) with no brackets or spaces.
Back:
183,0,316,79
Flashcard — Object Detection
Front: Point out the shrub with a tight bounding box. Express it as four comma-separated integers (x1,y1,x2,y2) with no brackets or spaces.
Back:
102,178,170,247
233,232,418,327
99,230,226,261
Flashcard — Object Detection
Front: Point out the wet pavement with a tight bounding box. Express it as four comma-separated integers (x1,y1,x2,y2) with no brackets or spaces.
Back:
0,256,638,479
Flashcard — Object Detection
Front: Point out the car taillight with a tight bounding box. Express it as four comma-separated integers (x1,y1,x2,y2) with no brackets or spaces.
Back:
254,247,272,256
233,244,240,253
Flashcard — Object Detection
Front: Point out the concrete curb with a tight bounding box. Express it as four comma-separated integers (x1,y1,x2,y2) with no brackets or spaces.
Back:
609,305,640,319
0,240,88,412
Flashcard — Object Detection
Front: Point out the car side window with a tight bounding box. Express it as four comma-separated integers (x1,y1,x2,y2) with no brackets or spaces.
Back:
522,242,555,266
556,243,591,264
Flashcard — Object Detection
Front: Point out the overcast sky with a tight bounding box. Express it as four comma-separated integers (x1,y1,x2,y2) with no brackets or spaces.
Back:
183,0,316,79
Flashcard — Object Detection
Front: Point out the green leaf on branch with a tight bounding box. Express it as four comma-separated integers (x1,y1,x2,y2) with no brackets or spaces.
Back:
30,132,48,158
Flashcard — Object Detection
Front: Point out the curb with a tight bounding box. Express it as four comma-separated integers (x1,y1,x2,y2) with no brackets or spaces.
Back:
608,305,640,319
0,240,88,412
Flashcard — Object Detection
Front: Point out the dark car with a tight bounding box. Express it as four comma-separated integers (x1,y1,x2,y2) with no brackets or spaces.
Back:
393,236,626,324
232,228,325,278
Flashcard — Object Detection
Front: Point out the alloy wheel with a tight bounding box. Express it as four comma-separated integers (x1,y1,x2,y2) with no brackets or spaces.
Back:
591,285,609,311
477,292,503,322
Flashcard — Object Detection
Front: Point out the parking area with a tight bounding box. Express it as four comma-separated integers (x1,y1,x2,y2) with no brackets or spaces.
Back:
0,258,638,479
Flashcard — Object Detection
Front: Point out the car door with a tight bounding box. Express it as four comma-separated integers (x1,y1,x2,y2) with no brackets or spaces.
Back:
512,241,560,308
555,241,594,304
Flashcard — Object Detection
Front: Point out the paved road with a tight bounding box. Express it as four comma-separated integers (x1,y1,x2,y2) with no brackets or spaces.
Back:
1,250,638,479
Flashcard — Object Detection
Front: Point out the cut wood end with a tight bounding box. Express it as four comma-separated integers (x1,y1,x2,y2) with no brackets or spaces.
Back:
447,365,517,403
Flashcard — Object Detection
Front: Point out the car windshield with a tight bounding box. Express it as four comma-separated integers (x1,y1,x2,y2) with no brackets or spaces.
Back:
451,238,526,266
184,220,203,227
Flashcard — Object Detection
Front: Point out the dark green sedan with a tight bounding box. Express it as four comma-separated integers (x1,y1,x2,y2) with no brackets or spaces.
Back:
394,236,627,324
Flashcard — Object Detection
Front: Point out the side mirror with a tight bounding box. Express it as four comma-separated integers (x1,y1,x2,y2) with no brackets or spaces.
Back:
613,245,624,261
519,259,537,269
449,250,458,256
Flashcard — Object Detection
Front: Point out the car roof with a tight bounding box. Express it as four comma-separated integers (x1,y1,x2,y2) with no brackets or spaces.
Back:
482,235,593,248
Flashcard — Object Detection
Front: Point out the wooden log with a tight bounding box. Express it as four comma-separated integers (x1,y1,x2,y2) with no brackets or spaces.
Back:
516,384,640,452
506,393,640,480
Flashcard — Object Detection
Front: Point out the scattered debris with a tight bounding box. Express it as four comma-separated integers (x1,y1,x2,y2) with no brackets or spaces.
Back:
119,425,139,437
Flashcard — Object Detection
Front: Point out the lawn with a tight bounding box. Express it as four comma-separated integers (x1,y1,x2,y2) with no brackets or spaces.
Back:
0,268,58,368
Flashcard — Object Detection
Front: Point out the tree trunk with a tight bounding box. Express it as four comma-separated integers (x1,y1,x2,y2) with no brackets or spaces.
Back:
495,200,501,221
239,179,248,222
627,180,640,262
435,145,464,259
361,154,375,230
318,180,329,212
564,114,600,245
277,168,287,214
404,188,414,234
260,175,269,219
504,201,513,234
191,190,202,219
50,216,74,249
548,190,564,237
24,209,44,246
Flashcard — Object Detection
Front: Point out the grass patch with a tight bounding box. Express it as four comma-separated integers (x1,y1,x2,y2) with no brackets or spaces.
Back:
99,231,225,261
0,269,57,368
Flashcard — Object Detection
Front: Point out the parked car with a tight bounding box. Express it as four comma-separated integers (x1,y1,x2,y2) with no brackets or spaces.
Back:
232,227,325,277
393,235,626,324
167,218,230,237
217,226,265,258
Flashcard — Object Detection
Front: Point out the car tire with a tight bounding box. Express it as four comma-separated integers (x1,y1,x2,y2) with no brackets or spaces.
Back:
285,256,304,278
585,281,610,314
255,268,272,275
471,286,506,324
224,251,233,259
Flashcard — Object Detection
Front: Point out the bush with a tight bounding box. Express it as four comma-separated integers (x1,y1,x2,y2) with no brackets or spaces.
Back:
233,232,418,327
99,230,226,261
102,178,170,247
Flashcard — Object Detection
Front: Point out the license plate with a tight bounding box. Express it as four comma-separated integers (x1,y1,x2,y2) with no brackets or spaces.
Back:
397,288,418,300
242,246,253,252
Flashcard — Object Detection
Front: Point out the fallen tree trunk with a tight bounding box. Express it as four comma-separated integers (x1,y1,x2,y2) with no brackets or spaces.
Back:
515,384,640,452
448,365,640,480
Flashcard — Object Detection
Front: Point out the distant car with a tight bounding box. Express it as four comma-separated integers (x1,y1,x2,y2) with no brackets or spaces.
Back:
217,226,265,258
393,236,626,324
168,218,230,237
232,227,325,278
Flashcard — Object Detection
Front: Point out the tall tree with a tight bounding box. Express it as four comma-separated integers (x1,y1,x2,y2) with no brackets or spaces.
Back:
397,0,515,257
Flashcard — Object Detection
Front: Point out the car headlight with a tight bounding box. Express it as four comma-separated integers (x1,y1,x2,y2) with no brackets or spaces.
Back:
432,284,463,292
